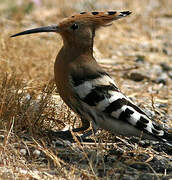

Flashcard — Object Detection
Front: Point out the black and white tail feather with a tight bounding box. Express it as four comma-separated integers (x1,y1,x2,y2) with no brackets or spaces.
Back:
71,70,172,146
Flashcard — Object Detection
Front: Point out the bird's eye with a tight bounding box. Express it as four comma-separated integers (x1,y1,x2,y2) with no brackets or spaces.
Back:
70,23,79,30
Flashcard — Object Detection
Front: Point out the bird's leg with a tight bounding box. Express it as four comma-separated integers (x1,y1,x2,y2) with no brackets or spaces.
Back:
79,121,97,140
72,118,97,141
79,127,97,139
72,118,90,132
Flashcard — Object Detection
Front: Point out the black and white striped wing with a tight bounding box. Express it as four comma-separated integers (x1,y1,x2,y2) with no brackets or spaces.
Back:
71,72,169,141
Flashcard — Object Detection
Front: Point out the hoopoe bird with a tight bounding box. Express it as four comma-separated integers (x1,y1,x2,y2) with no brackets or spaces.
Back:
11,11,172,145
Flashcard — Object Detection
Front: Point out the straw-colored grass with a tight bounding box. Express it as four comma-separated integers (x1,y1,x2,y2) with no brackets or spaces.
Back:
0,0,172,179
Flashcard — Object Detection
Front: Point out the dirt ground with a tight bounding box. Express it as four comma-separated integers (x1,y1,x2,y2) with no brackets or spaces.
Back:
0,0,172,179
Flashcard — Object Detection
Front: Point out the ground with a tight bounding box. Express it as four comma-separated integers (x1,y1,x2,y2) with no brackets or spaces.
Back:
0,0,172,179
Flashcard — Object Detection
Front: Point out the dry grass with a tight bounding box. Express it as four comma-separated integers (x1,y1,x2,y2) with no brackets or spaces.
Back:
0,0,172,179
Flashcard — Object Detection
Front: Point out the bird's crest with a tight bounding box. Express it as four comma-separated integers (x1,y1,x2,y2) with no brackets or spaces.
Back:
59,11,132,27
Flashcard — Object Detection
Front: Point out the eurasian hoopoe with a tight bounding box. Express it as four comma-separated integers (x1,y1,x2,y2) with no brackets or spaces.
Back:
11,11,172,145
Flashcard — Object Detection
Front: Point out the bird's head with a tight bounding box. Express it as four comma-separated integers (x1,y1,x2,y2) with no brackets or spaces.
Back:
11,11,131,48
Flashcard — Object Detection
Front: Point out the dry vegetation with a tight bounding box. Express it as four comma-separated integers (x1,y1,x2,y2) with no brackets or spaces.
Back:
0,0,172,179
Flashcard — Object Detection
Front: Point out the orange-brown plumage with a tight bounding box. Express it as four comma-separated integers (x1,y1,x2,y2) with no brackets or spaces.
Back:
11,11,172,145
59,11,129,27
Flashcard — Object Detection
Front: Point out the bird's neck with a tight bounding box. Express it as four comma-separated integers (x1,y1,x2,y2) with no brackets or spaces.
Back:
57,43,93,65
61,30,95,60
54,41,94,81
64,42,93,58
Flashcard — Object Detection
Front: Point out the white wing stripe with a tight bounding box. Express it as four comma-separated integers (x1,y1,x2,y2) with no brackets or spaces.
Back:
96,91,125,111
74,75,117,99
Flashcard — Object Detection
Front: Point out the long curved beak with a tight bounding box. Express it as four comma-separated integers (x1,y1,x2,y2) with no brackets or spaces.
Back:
10,25,59,37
